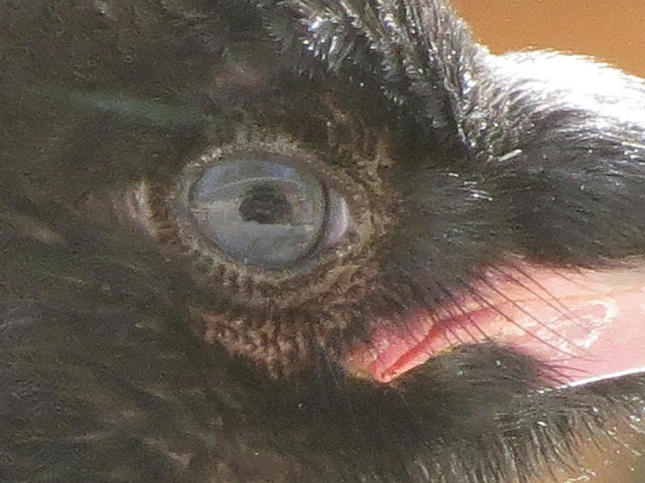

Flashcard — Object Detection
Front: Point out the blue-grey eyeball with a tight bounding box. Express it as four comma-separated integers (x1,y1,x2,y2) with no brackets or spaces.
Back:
190,154,348,268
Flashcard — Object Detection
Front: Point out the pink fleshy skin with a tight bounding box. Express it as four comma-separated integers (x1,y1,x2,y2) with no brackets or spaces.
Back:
346,261,645,386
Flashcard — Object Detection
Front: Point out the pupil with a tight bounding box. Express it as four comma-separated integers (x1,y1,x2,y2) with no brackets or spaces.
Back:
238,185,293,225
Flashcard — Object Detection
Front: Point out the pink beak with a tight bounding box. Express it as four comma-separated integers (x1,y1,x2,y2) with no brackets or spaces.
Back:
346,259,645,387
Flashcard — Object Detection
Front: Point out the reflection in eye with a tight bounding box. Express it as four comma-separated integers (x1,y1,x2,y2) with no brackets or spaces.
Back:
189,156,349,268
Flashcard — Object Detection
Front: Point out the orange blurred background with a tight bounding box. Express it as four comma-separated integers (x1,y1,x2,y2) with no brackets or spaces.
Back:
454,0,645,76
452,2,645,482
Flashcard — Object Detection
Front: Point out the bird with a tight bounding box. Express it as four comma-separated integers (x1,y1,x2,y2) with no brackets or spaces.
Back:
2,1,645,481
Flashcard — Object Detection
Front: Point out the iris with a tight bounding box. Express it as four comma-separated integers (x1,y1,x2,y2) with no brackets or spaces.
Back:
189,154,348,268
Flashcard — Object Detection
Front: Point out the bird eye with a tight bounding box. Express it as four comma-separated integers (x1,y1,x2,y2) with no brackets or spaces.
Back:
188,154,349,268
127,142,383,306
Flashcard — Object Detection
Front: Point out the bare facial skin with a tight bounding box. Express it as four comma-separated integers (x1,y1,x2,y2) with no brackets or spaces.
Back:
2,1,645,482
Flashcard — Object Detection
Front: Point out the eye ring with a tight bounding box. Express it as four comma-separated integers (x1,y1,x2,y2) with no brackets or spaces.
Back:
130,136,392,309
